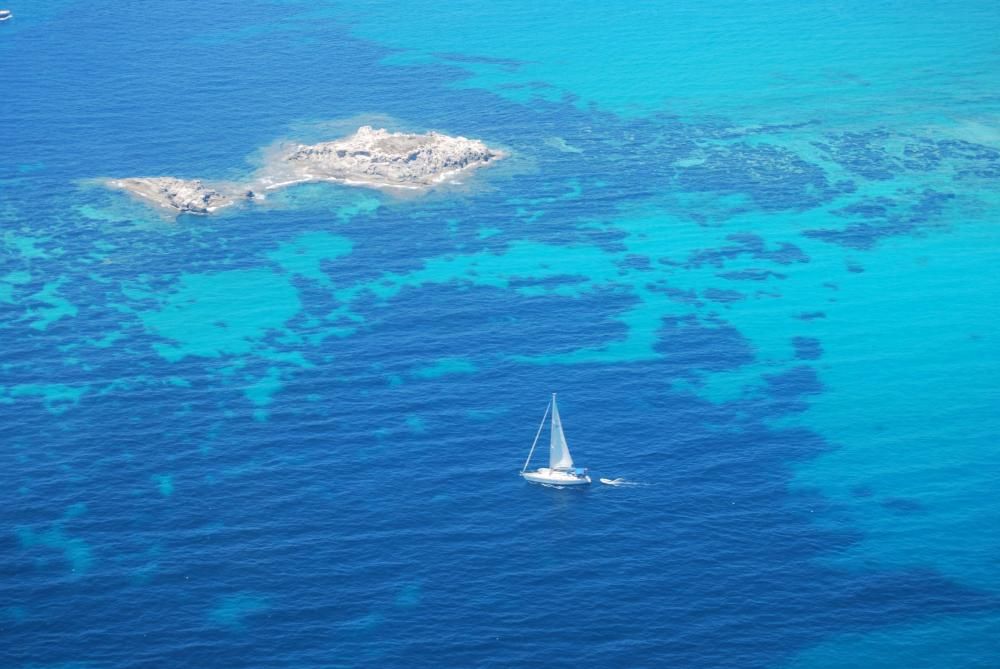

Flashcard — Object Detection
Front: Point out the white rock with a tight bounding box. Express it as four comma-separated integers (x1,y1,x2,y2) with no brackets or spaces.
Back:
106,177,251,215
266,126,503,189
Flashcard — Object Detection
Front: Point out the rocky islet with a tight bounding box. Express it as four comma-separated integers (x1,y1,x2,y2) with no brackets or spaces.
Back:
104,126,504,214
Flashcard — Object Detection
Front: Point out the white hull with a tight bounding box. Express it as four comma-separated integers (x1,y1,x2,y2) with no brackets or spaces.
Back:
521,467,591,486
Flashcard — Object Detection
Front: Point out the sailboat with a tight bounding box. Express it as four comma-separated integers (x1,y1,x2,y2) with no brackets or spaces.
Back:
521,393,591,486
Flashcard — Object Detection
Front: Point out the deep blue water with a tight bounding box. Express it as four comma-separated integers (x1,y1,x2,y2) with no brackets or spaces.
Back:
3,2,1000,667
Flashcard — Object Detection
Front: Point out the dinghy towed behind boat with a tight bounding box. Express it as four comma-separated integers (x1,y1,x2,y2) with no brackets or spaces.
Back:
0,10,12,21
521,393,591,486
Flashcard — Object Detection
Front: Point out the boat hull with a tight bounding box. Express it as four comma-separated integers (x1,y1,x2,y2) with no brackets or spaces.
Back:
521,468,591,486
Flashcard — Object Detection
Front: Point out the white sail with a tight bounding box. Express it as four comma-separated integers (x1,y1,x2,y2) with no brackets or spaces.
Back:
549,394,574,470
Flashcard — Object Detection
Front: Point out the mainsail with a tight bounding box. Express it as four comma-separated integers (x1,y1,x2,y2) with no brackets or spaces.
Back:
549,394,574,470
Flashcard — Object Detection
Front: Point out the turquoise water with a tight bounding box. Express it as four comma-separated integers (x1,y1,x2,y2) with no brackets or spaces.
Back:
3,1,1000,666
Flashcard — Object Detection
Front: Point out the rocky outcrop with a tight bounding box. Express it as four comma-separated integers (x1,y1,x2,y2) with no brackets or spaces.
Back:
260,126,503,189
106,177,253,214
103,127,503,215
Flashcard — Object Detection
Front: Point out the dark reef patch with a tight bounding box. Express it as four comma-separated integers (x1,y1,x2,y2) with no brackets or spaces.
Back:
765,365,823,398
618,254,654,271
758,365,824,415
903,137,1000,178
653,315,755,374
507,273,590,290
703,287,745,303
813,129,900,181
806,189,956,249
677,143,842,211
815,130,1000,182
792,336,823,360
687,233,809,269
719,268,786,282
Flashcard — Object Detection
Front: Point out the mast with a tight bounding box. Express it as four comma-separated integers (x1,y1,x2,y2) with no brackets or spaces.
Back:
522,397,551,472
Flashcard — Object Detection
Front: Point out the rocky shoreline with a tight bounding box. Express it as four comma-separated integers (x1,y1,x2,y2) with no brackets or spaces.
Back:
104,126,504,215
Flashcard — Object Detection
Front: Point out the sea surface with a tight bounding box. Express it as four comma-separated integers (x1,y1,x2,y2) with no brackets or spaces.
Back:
3,1,1000,667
